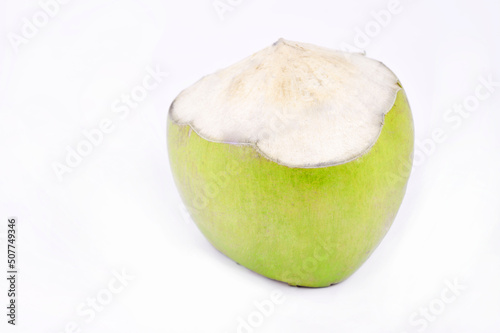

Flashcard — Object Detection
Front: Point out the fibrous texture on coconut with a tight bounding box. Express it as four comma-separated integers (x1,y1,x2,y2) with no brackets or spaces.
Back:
170,38,401,167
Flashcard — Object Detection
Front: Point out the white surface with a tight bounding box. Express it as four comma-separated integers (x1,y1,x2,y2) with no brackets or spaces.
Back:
171,38,400,167
0,0,499,332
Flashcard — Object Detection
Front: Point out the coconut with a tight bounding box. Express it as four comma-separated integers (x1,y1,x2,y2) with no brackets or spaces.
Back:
168,39,414,287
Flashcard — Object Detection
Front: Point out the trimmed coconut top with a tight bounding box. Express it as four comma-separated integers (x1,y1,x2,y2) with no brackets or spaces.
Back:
169,39,401,168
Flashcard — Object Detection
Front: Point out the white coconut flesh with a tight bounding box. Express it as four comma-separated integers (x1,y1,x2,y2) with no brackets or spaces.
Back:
169,38,401,168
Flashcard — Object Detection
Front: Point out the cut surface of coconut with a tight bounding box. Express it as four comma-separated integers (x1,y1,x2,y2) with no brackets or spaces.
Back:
169,38,401,168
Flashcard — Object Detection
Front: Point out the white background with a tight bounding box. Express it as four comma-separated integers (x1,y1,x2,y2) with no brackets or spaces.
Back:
1,0,499,332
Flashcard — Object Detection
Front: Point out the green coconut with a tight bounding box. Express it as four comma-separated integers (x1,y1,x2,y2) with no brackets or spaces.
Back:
167,39,414,287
